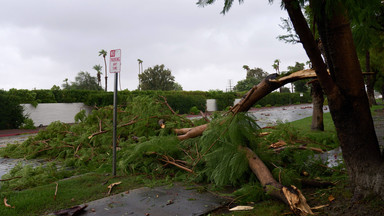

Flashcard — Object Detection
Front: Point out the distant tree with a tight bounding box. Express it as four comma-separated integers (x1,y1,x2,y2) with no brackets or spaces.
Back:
139,64,179,91
234,66,268,92
62,78,69,89
0,91,25,129
93,64,103,87
98,49,108,91
280,87,290,93
288,62,308,93
272,59,280,74
51,85,60,91
173,82,183,91
63,71,103,91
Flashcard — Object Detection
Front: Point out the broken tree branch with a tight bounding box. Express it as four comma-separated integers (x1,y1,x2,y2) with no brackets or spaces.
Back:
159,155,194,173
175,69,375,141
159,95,177,115
88,116,138,139
54,182,59,201
242,146,313,215
0,176,22,182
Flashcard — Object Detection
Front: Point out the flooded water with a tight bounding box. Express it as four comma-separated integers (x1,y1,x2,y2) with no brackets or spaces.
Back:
250,104,329,128
0,134,43,182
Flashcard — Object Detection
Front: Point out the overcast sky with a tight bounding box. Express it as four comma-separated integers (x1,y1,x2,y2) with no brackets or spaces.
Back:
0,0,309,92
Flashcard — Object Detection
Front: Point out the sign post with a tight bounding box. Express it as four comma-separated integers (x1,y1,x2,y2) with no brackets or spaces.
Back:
109,49,121,176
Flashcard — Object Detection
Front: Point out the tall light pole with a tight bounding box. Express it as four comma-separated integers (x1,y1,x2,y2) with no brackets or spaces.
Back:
137,59,143,90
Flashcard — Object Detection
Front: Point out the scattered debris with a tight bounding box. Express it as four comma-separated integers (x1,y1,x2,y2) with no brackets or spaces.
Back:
311,204,329,210
107,181,122,195
53,204,87,216
229,206,254,211
166,199,174,205
269,140,287,149
282,186,314,215
258,132,271,137
328,195,335,202
54,182,59,201
4,197,15,208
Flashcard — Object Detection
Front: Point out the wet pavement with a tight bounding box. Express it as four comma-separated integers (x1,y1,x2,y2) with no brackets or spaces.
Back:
48,183,228,216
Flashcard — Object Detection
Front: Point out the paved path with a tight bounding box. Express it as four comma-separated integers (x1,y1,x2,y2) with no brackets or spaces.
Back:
48,183,228,216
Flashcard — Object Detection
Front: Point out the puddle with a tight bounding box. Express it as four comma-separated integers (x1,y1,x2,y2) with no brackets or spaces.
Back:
316,147,343,168
0,134,43,181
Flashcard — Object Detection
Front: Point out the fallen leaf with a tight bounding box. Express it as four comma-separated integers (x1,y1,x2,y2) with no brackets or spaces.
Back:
328,195,335,202
4,197,15,208
229,206,254,211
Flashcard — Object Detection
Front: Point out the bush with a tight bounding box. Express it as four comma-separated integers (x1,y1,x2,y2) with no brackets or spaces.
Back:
20,118,36,129
0,91,25,129
189,106,200,115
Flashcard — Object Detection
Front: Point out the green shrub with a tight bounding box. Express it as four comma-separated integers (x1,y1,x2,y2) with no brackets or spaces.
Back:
189,106,200,115
20,118,36,129
0,91,25,129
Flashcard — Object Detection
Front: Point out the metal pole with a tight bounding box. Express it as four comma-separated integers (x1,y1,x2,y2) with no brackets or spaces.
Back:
113,72,118,176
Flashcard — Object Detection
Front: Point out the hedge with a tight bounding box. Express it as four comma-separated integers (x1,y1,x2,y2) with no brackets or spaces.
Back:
4,89,312,115
255,92,312,107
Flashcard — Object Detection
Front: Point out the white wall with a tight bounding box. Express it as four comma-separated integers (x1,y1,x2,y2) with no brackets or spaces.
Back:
206,99,217,112
22,103,93,126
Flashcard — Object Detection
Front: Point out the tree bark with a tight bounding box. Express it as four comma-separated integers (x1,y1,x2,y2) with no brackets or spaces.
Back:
284,0,383,199
242,146,313,215
310,80,324,131
365,50,377,106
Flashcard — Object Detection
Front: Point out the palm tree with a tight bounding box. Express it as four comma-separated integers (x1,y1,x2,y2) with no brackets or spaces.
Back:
272,59,280,75
137,59,143,90
99,49,108,91
93,64,103,88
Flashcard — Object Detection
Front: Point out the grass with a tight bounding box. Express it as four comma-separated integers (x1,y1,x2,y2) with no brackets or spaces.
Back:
0,172,146,216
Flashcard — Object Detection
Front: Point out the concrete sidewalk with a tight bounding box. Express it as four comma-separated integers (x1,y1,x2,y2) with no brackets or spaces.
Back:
49,183,228,216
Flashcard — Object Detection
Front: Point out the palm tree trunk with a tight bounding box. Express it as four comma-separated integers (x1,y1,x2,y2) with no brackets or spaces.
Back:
104,57,108,91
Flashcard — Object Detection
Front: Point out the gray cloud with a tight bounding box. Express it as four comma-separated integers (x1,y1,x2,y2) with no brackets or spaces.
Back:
0,0,308,91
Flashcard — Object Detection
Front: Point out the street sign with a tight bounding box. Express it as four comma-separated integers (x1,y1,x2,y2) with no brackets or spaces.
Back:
110,49,121,176
110,49,121,73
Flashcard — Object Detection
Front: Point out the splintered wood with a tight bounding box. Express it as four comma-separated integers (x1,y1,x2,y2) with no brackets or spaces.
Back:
282,186,314,216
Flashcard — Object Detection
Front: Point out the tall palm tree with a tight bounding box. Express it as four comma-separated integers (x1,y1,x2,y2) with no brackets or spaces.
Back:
272,59,280,75
99,49,108,91
93,64,103,88
137,59,143,90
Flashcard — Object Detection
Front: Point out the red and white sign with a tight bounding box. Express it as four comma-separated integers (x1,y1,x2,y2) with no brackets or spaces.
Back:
109,49,121,73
